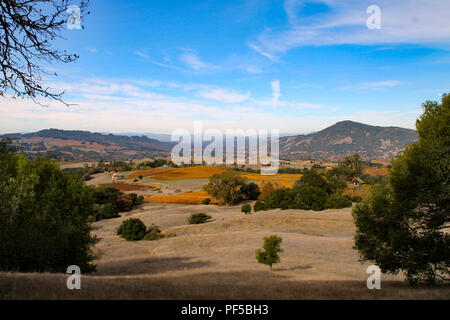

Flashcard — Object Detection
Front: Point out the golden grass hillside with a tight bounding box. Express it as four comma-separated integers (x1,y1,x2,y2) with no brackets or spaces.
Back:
1,203,449,300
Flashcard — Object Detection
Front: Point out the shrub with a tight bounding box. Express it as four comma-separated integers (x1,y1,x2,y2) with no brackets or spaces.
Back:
264,188,294,210
202,198,211,205
93,203,119,221
188,213,212,224
293,171,329,192
240,182,261,200
292,186,328,211
117,218,147,241
351,195,363,203
116,193,134,212
325,193,353,209
256,235,283,270
241,204,252,215
143,224,163,241
254,200,265,212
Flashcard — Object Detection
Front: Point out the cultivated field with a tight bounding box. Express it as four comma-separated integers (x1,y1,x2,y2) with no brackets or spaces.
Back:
1,203,448,300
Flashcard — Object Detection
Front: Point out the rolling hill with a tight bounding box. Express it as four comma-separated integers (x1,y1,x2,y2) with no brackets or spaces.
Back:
2,129,174,161
278,120,417,160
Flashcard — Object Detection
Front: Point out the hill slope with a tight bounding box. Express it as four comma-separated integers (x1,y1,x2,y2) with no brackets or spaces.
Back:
279,121,417,160
2,129,174,161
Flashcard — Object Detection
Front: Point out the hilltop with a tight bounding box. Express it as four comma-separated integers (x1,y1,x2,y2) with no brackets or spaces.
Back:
279,121,417,160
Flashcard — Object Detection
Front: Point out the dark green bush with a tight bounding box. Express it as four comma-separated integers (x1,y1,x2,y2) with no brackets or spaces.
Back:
293,171,329,192
351,195,363,203
325,193,353,209
292,186,328,211
93,203,119,221
117,218,147,241
143,224,163,241
241,204,252,214
264,188,294,210
253,200,265,212
240,182,261,200
188,213,212,224
202,198,211,205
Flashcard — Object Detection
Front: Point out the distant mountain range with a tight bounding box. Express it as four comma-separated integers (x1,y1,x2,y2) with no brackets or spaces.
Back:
278,120,417,160
2,121,418,161
2,129,174,161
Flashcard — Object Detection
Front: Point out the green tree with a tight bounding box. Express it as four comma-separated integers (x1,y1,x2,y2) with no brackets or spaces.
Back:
117,218,147,241
353,94,450,283
241,204,252,215
331,154,364,181
256,235,283,270
292,186,328,211
204,172,248,205
241,182,261,200
293,171,329,191
0,144,96,273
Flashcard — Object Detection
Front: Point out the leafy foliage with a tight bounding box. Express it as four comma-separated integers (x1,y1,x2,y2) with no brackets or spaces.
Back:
324,193,352,209
202,198,211,205
253,200,265,212
203,172,248,205
241,204,252,215
240,182,261,200
188,213,212,224
0,141,96,273
117,218,147,241
293,171,329,191
353,94,450,283
143,224,163,241
256,235,283,270
293,186,329,211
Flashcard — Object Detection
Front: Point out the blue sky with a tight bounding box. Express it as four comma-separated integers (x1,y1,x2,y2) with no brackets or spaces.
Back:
1,0,450,134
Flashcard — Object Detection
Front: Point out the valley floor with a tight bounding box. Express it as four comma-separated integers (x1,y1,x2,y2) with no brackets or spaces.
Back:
1,204,449,300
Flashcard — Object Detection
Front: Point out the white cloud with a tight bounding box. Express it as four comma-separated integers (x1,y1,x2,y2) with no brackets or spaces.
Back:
180,52,214,71
252,0,450,57
340,80,403,91
248,43,277,61
200,89,251,103
271,80,281,108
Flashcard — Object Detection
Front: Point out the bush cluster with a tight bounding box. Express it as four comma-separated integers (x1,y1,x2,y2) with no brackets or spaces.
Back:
254,171,355,211
188,213,212,224
117,219,175,241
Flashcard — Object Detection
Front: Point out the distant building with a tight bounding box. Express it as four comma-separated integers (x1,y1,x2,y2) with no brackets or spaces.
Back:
352,177,364,186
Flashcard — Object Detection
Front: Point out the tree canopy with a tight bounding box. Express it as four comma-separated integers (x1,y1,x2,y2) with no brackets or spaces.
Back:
353,94,450,283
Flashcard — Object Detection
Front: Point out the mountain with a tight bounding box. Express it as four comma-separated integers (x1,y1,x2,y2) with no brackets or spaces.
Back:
2,129,175,161
278,121,418,160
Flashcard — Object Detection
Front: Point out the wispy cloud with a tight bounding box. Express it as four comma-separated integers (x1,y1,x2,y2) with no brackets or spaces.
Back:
134,50,184,71
180,50,216,71
248,43,277,61
340,80,403,91
200,88,251,103
251,0,450,58
271,80,281,108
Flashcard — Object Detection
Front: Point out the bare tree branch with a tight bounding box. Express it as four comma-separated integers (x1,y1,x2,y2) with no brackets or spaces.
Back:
0,0,89,106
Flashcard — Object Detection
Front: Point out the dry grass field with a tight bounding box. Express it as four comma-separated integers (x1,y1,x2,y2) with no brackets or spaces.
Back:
1,204,448,300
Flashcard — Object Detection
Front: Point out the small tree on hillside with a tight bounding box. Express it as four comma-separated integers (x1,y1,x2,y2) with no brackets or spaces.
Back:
256,235,283,270
241,204,252,215
203,172,248,205
335,154,364,181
